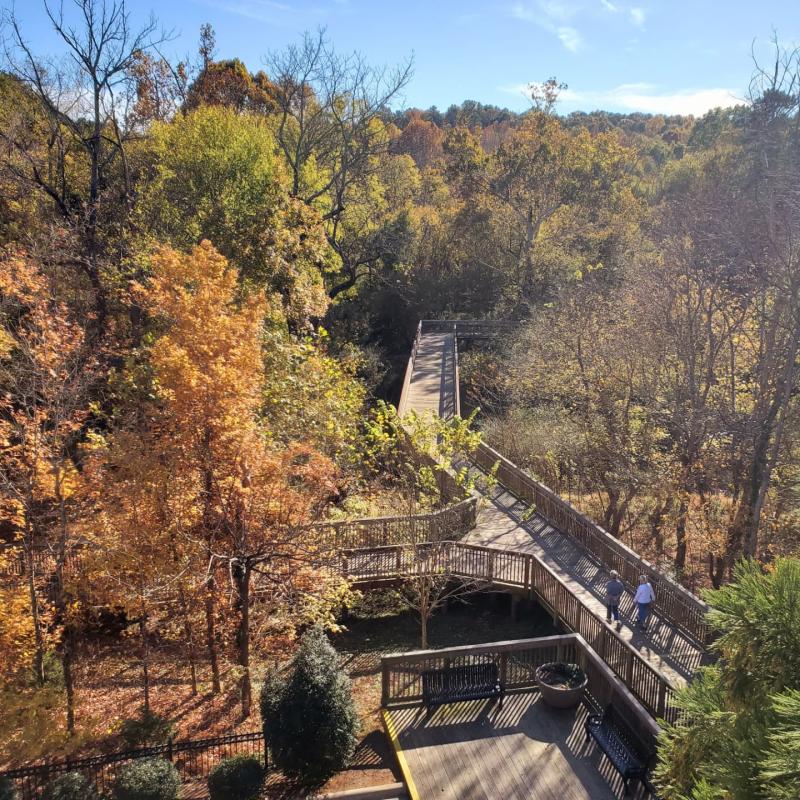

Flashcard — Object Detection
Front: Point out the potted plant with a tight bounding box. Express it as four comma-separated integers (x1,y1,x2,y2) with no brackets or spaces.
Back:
535,661,588,709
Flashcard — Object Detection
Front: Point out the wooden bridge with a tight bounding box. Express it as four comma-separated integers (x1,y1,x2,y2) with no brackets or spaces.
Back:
366,320,709,722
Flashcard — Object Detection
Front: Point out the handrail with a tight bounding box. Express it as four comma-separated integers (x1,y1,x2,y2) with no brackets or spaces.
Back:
1,495,479,582
317,497,477,550
343,539,680,722
452,323,461,419
396,321,422,417
473,442,710,644
380,633,661,747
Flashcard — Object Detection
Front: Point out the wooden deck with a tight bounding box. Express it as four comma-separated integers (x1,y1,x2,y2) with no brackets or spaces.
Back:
400,323,706,689
386,693,645,800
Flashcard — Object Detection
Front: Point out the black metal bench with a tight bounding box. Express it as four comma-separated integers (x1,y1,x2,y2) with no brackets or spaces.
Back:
585,704,653,794
421,661,504,709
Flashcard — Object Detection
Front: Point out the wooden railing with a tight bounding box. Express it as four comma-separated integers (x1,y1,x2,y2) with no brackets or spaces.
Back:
472,442,710,644
397,321,423,417
317,497,477,550
343,539,680,722
381,633,661,748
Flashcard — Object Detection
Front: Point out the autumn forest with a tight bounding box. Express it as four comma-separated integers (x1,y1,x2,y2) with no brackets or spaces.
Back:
1,0,800,798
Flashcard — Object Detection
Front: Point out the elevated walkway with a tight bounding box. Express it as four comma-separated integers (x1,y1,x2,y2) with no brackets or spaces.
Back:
397,321,707,692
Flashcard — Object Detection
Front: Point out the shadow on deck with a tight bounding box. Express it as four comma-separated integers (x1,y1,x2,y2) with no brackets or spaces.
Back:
388,692,652,800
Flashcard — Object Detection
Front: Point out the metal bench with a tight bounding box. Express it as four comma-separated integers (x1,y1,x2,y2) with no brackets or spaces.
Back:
421,661,504,709
585,704,653,794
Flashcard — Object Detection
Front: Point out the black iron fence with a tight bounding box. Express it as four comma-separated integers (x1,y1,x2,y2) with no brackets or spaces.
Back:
0,731,266,800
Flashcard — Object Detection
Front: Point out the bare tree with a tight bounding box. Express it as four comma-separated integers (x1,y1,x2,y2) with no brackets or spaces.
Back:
266,29,413,298
724,42,800,564
2,0,170,329
395,542,490,648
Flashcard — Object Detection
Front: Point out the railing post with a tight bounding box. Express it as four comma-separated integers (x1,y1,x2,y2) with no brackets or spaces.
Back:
487,550,495,583
499,652,508,687
657,681,667,718
166,736,173,763
381,663,390,707
626,650,635,686
523,556,531,593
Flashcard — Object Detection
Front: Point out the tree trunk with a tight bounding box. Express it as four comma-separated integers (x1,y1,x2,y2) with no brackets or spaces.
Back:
204,572,221,694
25,534,46,687
139,614,150,713
54,475,76,734
62,628,76,734
179,589,198,696
234,560,253,718
674,498,688,575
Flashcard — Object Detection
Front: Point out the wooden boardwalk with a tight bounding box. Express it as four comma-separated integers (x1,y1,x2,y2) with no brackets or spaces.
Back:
402,330,456,418
387,693,646,799
400,323,706,688
463,475,702,684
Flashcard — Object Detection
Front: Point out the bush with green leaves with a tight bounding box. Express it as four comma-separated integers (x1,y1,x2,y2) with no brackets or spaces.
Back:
119,711,175,748
207,755,264,800
261,626,359,787
655,558,800,800
0,776,17,800
43,772,101,800
113,758,180,800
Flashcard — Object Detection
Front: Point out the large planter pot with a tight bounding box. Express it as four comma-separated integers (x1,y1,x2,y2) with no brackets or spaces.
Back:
535,661,588,709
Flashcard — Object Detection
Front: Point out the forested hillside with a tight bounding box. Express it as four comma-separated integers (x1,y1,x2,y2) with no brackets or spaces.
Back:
1,0,799,790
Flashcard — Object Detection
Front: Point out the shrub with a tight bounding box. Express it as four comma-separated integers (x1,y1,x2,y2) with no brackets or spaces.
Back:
43,771,101,800
119,711,175,748
207,755,264,800
113,758,180,800
0,776,17,800
261,626,359,787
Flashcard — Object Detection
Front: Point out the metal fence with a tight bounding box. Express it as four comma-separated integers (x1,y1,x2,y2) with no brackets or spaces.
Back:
0,731,266,800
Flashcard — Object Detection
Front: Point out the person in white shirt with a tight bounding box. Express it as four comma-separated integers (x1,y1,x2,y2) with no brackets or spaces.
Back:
634,575,655,631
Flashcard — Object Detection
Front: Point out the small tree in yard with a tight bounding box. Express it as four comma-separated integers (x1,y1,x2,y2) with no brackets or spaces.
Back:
260,626,359,787
397,542,491,648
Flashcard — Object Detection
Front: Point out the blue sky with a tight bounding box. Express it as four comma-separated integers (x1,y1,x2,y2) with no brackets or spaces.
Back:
4,0,799,115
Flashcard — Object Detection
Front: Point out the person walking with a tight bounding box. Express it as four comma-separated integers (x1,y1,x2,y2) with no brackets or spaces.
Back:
605,570,624,624
634,575,655,631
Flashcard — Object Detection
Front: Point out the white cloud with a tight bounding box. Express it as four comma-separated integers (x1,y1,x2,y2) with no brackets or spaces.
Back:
560,83,743,115
558,27,583,52
498,81,744,116
510,2,583,52
600,0,618,11
629,7,646,27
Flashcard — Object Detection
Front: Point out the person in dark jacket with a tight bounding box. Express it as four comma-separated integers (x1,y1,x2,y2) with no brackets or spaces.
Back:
605,570,625,624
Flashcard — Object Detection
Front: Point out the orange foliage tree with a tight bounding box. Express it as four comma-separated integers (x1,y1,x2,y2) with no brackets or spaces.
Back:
0,249,100,734
93,241,347,717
